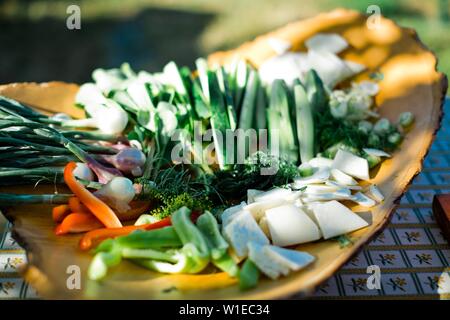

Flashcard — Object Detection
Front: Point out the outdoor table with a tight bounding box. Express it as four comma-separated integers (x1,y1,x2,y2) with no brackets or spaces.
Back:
1,100,449,300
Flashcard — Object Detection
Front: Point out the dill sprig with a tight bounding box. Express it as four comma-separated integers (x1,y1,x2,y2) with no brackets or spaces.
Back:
210,152,299,202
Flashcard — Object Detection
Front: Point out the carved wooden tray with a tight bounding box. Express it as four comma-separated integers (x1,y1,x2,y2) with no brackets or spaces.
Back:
0,9,447,299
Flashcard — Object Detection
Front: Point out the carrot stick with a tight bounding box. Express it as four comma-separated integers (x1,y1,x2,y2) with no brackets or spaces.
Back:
68,197,91,214
64,162,122,228
55,213,104,235
69,197,149,221
52,204,71,223
79,217,172,251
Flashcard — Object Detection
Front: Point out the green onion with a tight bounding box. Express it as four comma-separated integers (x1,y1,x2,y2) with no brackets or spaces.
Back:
238,70,260,130
267,80,298,163
0,193,72,205
294,84,315,163
207,71,232,170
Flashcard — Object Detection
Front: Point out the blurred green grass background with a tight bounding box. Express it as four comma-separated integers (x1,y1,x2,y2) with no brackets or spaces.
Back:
0,0,449,84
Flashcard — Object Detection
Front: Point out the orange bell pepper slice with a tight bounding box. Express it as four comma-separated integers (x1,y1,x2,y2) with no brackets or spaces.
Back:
52,204,71,223
55,213,103,235
79,217,172,251
68,196,91,214
64,162,122,228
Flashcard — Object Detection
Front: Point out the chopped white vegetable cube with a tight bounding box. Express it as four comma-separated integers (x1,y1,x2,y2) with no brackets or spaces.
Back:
332,149,370,181
223,211,269,258
221,201,246,227
293,167,331,188
306,50,356,88
301,204,321,231
247,189,263,204
325,180,362,190
358,211,373,225
265,246,315,271
351,192,376,208
303,188,352,202
248,242,288,279
304,184,341,195
330,168,358,185
267,37,291,55
258,216,271,239
308,157,333,168
258,52,308,85
345,60,366,75
305,33,348,54
265,205,321,246
312,200,369,239
363,148,391,158
253,188,292,203
367,185,384,203
244,198,286,221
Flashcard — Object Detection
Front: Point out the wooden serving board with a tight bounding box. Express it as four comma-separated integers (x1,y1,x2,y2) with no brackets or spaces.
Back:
0,9,447,299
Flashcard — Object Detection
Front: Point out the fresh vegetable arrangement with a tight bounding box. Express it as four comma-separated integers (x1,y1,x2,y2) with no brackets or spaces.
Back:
0,33,415,291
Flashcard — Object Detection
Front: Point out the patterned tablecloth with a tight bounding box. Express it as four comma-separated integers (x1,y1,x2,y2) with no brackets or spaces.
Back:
0,101,449,300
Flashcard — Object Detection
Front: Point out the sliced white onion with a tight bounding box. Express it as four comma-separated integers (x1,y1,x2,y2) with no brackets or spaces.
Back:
312,200,369,239
332,149,370,181
221,202,246,227
306,50,354,88
259,52,307,85
356,81,379,96
265,204,321,246
305,33,348,54
303,188,352,202
258,216,271,239
345,60,366,75
308,157,333,168
247,189,264,204
223,211,269,258
366,185,384,203
325,180,362,191
304,184,341,195
253,188,292,203
330,168,358,186
244,198,286,221
292,167,331,188
267,37,291,55
363,148,391,158
351,192,376,208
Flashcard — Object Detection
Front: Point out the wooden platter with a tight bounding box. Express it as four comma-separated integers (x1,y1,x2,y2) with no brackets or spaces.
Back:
0,9,447,299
